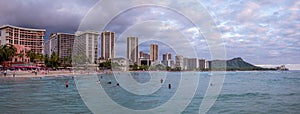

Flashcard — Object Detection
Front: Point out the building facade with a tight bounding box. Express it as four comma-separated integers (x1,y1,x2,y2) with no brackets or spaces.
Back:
150,44,158,61
198,59,206,69
45,33,74,60
127,37,138,63
101,31,115,60
175,55,184,68
162,53,174,68
12,44,31,63
140,51,150,59
0,25,45,54
186,58,199,70
73,31,99,64
112,57,129,71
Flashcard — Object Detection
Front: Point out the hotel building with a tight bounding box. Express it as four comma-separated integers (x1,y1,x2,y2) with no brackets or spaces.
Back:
127,37,138,63
101,31,115,60
73,31,99,64
0,25,45,54
140,51,150,59
150,44,158,61
198,59,206,69
186,58,199,70
45,33,74,60
175,55,184,68
12,44,31,63
162,53,174,68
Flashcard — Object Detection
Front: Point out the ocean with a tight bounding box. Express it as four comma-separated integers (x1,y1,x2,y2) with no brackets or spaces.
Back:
0,71,299,114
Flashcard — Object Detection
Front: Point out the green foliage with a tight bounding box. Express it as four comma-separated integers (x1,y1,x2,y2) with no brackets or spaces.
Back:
129,63,138,70
149,64,166,71
139,65,149,71
0,44,17,62
62,57,72,67
45,52,61,69
25,50,43,62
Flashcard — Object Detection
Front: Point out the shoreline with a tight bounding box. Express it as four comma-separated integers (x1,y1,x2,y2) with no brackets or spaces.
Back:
0,70,101,78
0,70,295,78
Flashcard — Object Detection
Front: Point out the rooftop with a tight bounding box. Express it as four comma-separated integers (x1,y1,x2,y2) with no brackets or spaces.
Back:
0,24,46,32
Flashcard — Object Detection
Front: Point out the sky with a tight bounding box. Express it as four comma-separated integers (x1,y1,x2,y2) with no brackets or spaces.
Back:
0,0,299,67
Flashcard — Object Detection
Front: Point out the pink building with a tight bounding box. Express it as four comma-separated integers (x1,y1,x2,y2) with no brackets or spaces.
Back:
12,44,31,63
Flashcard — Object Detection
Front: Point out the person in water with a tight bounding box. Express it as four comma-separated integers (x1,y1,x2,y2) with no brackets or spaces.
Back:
66,80,69,88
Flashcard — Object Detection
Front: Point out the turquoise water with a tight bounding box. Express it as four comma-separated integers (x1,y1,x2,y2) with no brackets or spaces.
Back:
0,71,299,113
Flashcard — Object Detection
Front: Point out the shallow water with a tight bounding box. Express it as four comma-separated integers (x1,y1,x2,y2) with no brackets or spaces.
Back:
0,71,299,113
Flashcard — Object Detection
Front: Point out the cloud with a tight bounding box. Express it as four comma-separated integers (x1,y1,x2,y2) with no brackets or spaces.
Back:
0,0,98,40
0,0,298,64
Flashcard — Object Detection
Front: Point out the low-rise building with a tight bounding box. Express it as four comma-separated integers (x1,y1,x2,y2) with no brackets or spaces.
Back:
112,57,129,71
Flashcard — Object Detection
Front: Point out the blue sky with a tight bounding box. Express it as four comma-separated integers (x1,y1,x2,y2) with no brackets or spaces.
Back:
0,0,299,66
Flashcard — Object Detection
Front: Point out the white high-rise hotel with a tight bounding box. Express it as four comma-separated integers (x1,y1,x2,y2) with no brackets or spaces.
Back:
74,31,99,64
101,31,115,60
127,37,138,63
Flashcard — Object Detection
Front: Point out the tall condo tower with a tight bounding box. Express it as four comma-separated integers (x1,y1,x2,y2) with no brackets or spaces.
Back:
150,44,158,61
101,31,115,60
127,37,138,63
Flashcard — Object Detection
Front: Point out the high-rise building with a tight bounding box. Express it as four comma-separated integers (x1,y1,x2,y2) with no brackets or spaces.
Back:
205,61,210,69
140,51,150,59
0,25,45,54
162,53,174,68
175,55,184,68
186,58,199,70
127,37,138,63
101,31,115,60
73,31,99,64
45,33,74,60
150,44,158,61
198,59,206,69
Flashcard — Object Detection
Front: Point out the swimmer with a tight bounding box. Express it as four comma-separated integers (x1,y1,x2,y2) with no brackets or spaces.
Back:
66,80,69,88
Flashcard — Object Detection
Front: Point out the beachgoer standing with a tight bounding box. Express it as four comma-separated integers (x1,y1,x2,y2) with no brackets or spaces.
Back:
13,70,16,77
4,70,7,77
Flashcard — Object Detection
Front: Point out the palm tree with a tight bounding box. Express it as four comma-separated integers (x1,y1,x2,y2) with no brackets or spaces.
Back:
26,50,36,62
49,52,61,69
0,44,17,67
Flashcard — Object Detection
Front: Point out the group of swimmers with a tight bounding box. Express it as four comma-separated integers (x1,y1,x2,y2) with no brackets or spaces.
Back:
97,76,172,89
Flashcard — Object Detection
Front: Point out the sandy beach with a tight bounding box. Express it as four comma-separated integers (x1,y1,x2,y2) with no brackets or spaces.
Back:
0,70,100,78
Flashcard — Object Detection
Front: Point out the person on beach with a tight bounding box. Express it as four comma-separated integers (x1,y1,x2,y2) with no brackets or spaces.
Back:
13,70,16,77
3,70,7,77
